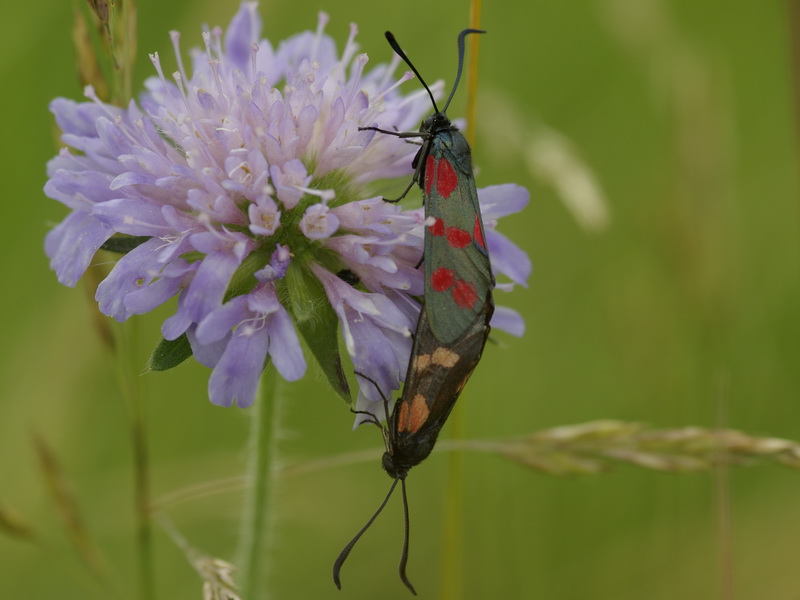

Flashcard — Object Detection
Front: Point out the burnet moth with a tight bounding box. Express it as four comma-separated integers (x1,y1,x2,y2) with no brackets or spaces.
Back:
361,29,494,345
333,30,495,595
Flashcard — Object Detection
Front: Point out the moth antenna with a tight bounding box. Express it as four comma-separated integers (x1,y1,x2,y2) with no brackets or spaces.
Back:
385,31,440,114
333,478,400,590
398,478,417,595
442,29,486,114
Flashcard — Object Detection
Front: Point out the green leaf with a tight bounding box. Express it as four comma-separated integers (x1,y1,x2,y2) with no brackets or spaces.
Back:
99,235,151,254
281,262,351,403
147,334,193,372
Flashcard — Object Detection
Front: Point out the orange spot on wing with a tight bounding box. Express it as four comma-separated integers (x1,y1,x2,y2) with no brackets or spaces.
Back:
412,353,431,371
398,394,430,434
431,347,460,367
396,401,410,432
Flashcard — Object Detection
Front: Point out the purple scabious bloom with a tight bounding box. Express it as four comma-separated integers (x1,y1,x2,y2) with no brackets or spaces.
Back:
44,2,531,411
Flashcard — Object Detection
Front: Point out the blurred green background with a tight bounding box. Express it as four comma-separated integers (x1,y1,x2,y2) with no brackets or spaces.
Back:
1,0,799,598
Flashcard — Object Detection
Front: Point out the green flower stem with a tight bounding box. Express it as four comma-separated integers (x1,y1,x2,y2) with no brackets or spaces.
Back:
237,366,281,600
113,321,155,600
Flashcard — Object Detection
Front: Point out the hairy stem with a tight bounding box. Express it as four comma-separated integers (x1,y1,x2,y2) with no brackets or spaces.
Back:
114,321,155,600
237,367,281,599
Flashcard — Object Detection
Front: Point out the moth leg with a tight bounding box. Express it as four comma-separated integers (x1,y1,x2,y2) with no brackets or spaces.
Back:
358,126,422,139
349,407,382,429
354,371,393,425
383,146,429,204
382,176,418,204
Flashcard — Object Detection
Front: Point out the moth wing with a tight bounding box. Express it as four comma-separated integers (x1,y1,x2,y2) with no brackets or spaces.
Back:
423,147,494,345
392,301,492,452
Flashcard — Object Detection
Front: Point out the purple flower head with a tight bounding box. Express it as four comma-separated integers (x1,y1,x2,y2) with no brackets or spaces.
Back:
44,2,532,411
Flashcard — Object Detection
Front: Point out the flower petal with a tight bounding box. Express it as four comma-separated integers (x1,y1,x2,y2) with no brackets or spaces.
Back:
479,184,530,220
224,2,261,72
487,229,531,287
491,305,526,337
208,322,270,407
300,203,340,239
195,295,250,344
92,198,169,235
45,211,114,287
95,237,167,321
262,299,306,381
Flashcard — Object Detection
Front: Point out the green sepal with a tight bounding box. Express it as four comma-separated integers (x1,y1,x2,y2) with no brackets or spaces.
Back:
100,235,151,254
146,334,193,372
224,249,269,302
279,261,351,403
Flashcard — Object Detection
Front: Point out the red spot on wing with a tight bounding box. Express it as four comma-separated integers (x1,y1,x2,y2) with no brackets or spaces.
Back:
431,267,456,292
428,217,445,237
445,227,472,248
424,155,436,196
452,280,479,309
436,158,458,198
473,215,486,249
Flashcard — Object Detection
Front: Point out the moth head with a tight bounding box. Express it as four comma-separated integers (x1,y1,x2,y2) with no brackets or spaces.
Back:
381,451,408,480
420,112,451,136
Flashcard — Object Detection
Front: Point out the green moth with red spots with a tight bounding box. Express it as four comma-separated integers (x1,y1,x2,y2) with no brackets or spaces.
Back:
334,30,496,595
364,28,496,466
363,29,495,345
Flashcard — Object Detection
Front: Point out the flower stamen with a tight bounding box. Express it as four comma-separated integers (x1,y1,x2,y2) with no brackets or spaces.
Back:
339,23,360,72
312,12,330,63
170,31,190,86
